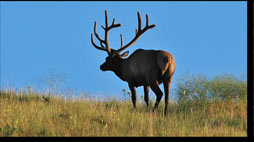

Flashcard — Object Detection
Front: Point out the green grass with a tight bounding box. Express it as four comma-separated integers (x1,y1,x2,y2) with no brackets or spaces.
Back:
0,89,247,136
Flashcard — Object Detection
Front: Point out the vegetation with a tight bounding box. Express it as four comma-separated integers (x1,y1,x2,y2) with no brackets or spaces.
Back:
175,72,247,103
0,73,247,136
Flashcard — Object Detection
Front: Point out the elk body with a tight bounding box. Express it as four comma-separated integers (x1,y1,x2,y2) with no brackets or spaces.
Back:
91,10,175,115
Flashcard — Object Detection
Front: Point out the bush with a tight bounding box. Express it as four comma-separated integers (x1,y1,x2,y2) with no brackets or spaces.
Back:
175,72,247,103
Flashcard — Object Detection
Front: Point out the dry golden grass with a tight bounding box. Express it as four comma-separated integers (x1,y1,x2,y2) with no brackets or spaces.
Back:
0,89,247,136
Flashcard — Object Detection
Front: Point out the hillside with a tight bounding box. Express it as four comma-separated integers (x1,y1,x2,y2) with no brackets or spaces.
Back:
0,89,247,136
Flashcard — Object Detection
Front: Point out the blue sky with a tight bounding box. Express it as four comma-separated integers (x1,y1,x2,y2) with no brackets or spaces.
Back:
1,1,247,100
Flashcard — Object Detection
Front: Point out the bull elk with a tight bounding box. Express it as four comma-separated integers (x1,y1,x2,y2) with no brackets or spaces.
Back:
90,10,175,115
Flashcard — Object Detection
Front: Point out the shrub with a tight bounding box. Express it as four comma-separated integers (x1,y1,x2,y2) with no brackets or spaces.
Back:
175,72,247,103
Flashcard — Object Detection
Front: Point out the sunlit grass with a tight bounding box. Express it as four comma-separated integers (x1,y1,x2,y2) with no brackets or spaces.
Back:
0,88,247,136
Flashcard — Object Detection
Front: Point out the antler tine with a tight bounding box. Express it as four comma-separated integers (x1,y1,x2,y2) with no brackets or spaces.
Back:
105,10,108,28
120,34,123,48
91,10,122,55
90,21,108,52
146,14,149,26
137,12,142,31
146,14,155,29
112,18,116,26
117,12,156,53
94,21,104,43
104,10,122,54
104,10,111,54
91,33,108,52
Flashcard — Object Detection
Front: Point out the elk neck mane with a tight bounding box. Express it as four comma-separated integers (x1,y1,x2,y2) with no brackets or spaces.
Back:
110,57,128,82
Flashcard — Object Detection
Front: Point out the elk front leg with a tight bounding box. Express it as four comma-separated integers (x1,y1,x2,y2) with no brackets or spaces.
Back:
128,83,137,108
144,85,149,109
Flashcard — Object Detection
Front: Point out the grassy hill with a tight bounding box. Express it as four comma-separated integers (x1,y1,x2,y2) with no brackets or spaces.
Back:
0,89,247,136
0,73,247,136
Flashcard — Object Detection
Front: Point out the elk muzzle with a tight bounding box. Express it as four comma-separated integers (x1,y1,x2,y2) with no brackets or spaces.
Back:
100,64,107,71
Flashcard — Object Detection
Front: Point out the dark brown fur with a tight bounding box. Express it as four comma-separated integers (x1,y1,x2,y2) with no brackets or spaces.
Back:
91,10,176,115
100,49,175,115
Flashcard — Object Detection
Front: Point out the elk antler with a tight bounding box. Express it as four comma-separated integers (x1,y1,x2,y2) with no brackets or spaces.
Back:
117,12,156,53
91,10,121,55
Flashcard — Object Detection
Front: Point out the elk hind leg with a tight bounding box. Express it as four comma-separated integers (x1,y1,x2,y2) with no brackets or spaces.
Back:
163,67,174,116
150,82,163,112
163,75,173,116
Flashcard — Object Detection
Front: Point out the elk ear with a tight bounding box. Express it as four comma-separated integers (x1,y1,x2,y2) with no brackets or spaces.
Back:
120,51,129,58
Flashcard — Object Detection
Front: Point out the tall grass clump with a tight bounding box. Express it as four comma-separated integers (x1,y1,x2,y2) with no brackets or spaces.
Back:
0,72,247,136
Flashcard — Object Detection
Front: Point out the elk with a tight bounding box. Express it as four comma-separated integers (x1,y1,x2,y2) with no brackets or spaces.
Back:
90,10,175,115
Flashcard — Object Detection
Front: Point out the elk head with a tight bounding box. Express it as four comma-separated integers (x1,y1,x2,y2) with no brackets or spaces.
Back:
91,10,156,72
